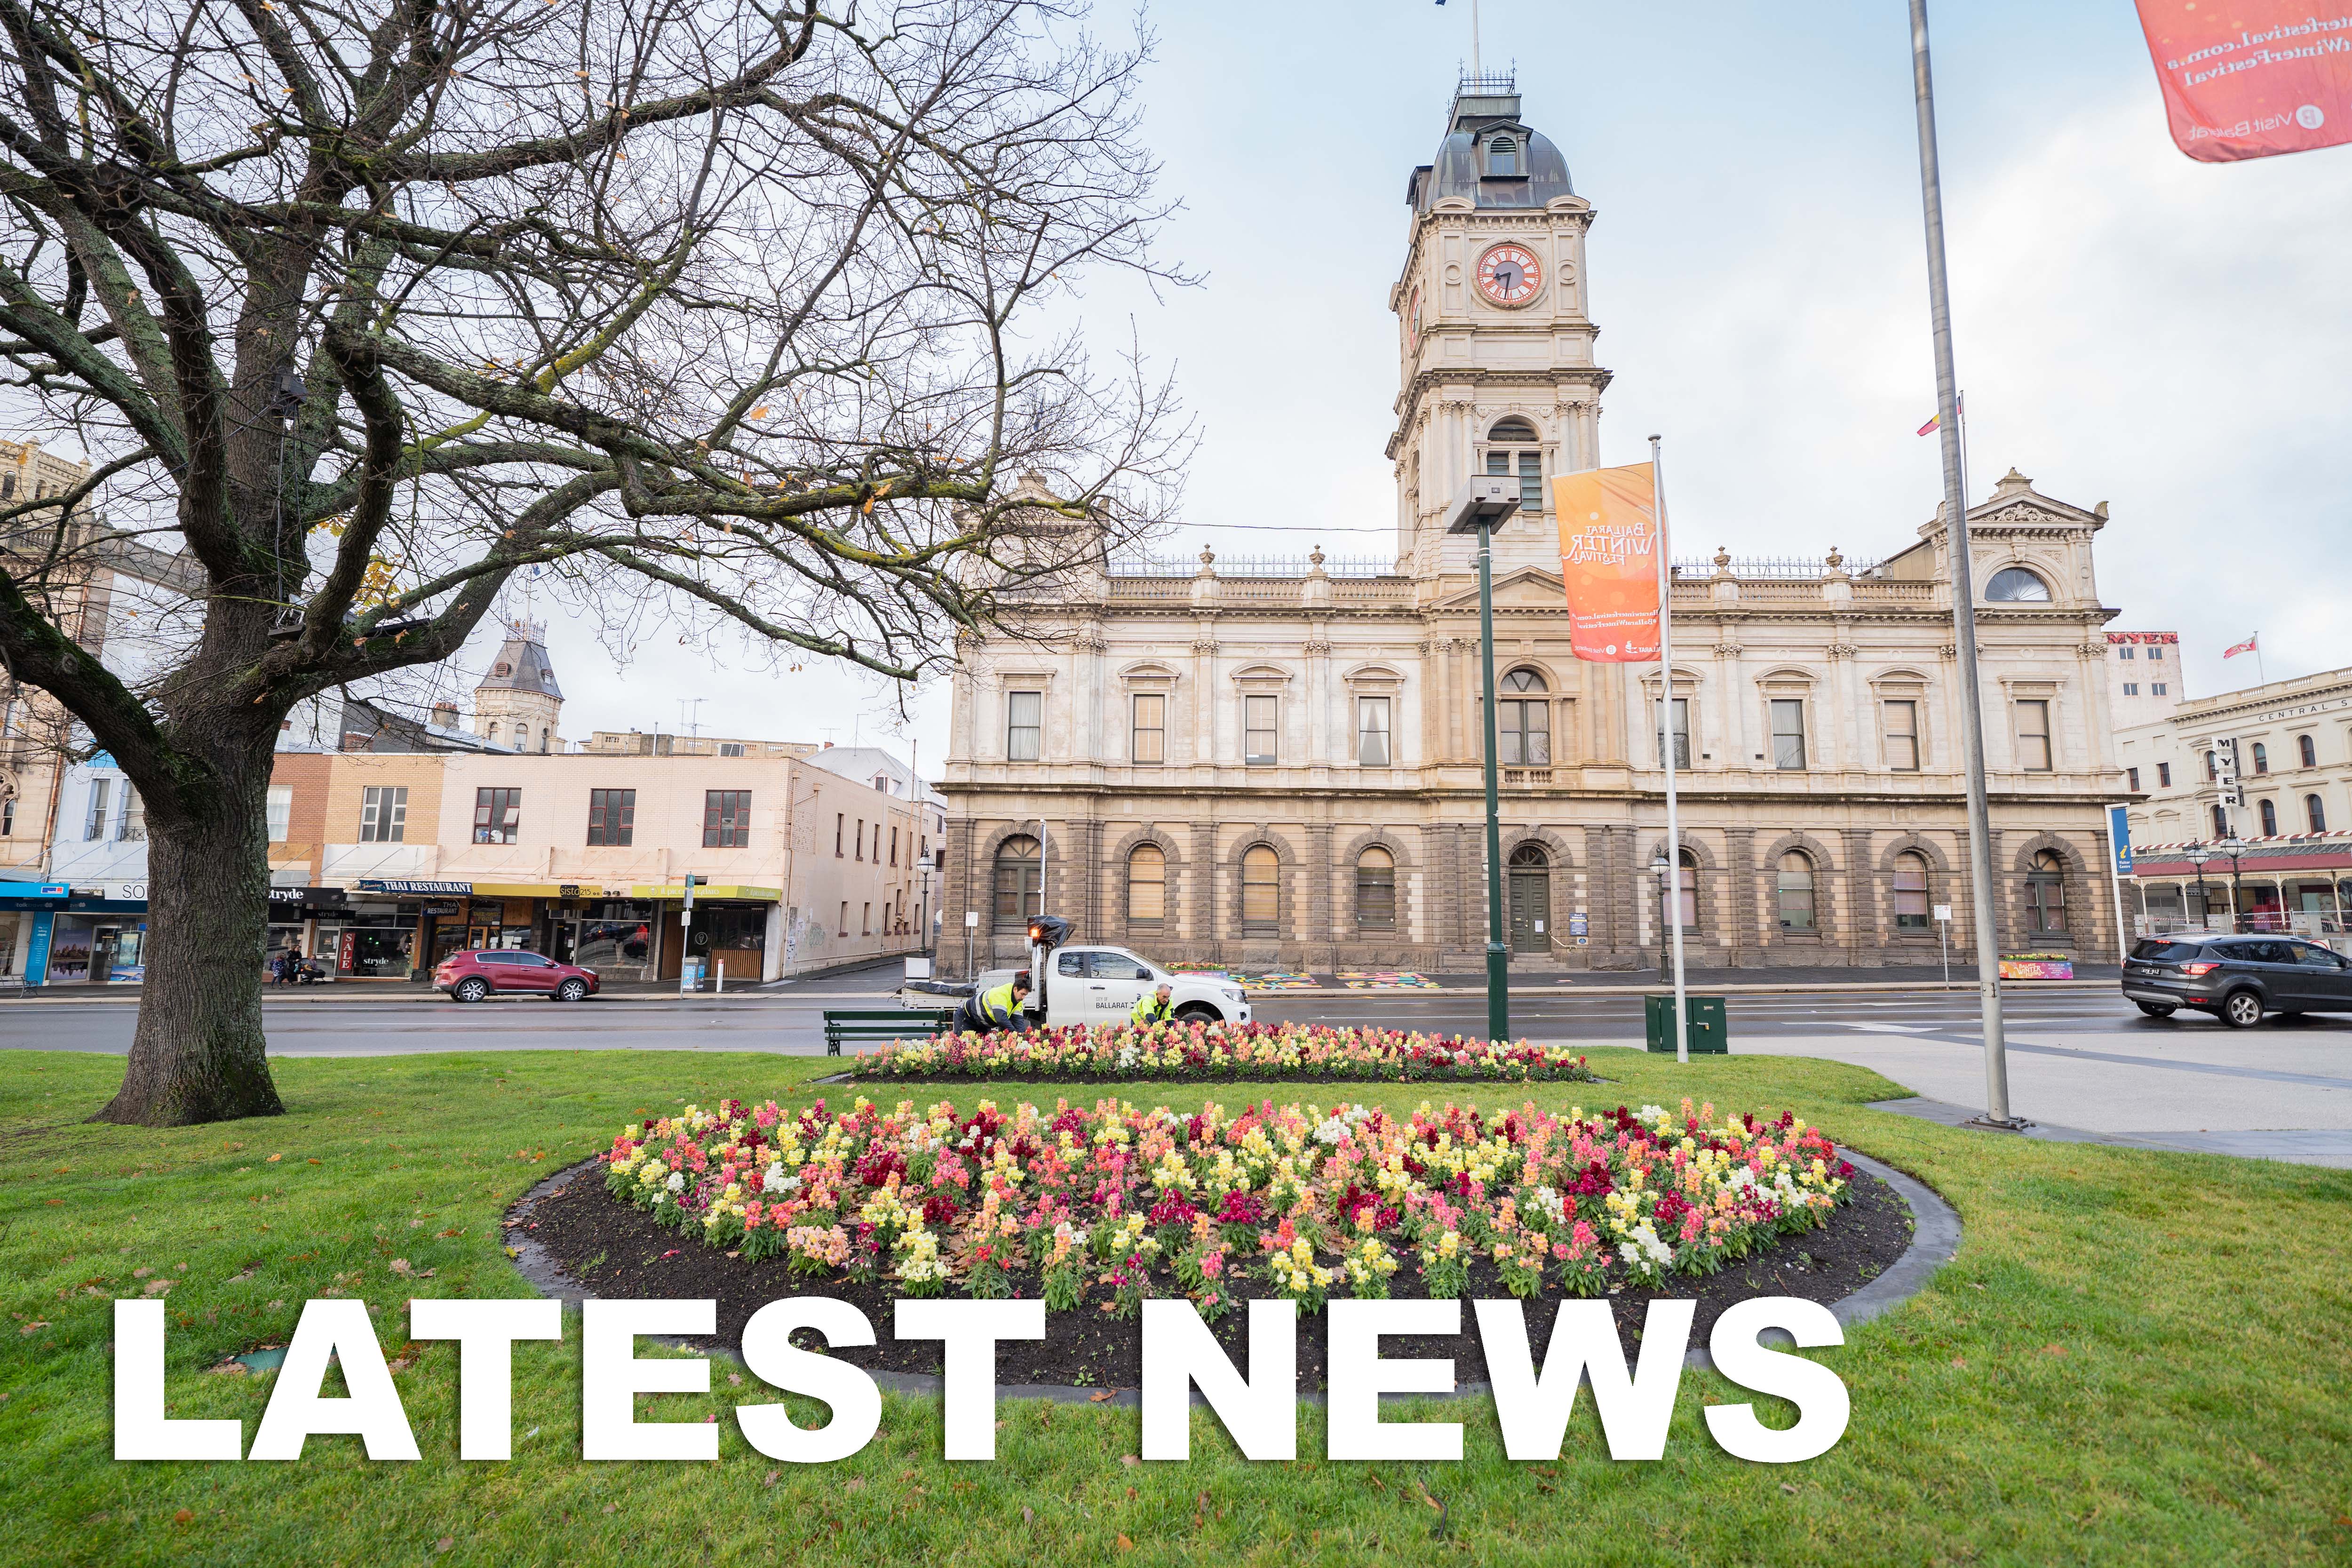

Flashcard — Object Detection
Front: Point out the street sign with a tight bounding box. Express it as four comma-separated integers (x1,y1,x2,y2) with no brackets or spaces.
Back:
1933,905,1952,922
964,910,979,928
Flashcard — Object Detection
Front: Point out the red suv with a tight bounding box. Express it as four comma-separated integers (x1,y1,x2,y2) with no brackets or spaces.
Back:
434,949,600,1003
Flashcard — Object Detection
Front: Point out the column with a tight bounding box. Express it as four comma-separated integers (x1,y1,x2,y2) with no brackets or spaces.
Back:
1192,820,1219,961
1724,826,1756,966
1842,827,1872,965
943,817,976,977
1307,819,1334,970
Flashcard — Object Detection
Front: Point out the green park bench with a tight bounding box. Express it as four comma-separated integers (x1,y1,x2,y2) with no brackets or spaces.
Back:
822,1008,960,1058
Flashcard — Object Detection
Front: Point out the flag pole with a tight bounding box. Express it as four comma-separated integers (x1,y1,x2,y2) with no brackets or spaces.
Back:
1909,0,2021,1130
1650,436,1689,1065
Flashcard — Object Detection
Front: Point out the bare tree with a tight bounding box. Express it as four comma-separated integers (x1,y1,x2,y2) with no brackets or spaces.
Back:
0,0,1188,1124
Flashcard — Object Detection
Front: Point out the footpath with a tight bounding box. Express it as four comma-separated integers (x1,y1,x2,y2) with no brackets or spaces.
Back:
3,960,2121,1004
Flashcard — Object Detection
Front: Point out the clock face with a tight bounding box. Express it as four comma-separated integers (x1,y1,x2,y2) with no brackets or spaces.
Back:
1475,243,1543,307
1406,284,1422,353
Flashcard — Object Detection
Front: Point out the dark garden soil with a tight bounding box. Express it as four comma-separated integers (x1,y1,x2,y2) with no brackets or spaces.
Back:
517,1167,1913,1392
830,1069,1603,1087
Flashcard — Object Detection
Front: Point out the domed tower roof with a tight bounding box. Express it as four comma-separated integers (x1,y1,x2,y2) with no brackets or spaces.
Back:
1406,75,1574,213
476,621,563,701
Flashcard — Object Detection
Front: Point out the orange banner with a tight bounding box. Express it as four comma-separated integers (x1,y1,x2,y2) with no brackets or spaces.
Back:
1552,462,1661,664
2134,3,2352,161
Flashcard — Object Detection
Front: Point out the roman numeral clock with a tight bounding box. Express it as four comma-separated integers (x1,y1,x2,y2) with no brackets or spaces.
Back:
1474,242,1543,307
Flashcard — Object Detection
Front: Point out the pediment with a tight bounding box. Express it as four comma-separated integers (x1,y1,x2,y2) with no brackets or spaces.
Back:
1434,566,1566,613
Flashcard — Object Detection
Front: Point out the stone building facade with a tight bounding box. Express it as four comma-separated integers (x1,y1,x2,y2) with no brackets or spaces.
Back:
936,80,2131,976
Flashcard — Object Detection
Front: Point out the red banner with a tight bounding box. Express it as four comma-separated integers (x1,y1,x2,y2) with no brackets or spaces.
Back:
2133,3,2352,161
1551,463,1661,663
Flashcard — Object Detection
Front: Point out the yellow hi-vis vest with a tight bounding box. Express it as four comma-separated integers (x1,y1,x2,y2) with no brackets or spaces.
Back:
1130,993,1176,1025
980,982,1023,1027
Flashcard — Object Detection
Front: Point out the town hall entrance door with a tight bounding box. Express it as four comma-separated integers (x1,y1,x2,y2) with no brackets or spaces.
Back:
1508,844,1550,954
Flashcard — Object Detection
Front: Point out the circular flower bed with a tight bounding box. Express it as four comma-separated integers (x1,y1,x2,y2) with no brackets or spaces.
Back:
853,1021,1597,1084
600,1094,1854,1314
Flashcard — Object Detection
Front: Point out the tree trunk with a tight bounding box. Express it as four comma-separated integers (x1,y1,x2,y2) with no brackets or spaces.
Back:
93,757,284,1126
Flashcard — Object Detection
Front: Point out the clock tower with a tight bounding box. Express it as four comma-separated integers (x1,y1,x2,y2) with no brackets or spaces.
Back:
1387,75,1610,582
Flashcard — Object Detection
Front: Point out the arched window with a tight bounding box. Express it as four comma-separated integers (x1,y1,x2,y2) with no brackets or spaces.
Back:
2259,798,2279,836
2300,734,2319,768
1985,567,2051,602
1356,847,1396,930
540,728,552,754
486,721,501,746
1241,845,1280,930
1499,668,1550,764
1486,135,1518,176
1485,418,1543,514
1776,852,1817,932
2252,742,2270,775
2026,849,2067,934
515,724,531,753
2213,804,2230,838
2306,795,2327,833
1126,843,1166,926
1893,852,1931,931
993,835,1041,931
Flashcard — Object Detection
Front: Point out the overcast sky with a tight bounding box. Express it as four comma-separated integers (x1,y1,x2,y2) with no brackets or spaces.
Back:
508,0,2352,769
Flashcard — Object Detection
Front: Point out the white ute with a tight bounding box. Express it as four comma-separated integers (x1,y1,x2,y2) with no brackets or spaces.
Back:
974,945,1251,1028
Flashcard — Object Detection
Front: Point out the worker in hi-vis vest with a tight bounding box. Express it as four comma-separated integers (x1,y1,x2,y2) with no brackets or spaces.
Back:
958,970,1032,1034
1130,981,1177,1026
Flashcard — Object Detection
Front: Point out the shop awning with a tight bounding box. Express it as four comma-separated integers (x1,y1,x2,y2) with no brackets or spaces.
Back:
0,881,68,898
632,883,782,902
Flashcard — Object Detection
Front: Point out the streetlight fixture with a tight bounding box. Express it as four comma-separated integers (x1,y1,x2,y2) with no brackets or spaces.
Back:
1650,850,1673,983
2219,834,2247,932
2183,841,2212,932
1446,471,1523,1044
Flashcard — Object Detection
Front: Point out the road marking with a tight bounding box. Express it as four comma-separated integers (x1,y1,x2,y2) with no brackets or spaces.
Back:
1829,1022,1941,1034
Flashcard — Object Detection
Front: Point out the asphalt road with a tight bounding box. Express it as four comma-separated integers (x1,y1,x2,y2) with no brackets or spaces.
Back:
8,973,2348,1165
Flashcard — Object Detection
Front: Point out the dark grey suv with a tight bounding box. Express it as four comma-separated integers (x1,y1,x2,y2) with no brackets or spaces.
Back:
2122,935,2352,1027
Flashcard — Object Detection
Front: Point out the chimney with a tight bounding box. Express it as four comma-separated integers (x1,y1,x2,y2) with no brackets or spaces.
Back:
430,701,460,729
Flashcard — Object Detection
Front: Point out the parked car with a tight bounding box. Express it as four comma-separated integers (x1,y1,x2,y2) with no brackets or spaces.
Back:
2121,934,2352,1027
434,948,600,1003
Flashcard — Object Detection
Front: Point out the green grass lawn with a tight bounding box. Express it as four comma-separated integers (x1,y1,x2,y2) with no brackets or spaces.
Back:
2,1046,2347,1567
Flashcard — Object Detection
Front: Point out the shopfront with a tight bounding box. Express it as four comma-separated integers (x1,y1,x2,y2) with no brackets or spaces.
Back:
350,879,478,980
633,883,781,984
264,886,348,972
1,881,69,985
5,883,148,986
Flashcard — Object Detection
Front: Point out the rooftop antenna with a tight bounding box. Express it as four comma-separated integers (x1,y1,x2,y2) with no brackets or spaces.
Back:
678,696,705,740
1440,0,1482,78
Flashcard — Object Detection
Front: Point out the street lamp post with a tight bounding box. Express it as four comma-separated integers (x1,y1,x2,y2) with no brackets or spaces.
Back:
2220,835,2247,931
2184,841,2212,931
1650,851,1673,983
1446,474,1523,1044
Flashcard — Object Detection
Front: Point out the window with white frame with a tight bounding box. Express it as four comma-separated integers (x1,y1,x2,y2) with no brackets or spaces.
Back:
1131,693,1165,764
1501,669,1550,764
1244,695,1279,766
2015,700,2053,772
1883,699,1920,772
83,777,111,840
1357,696,1392,766
1005,691,1042,761
1485,419,1544,514
1655,696,1690,770
266,785,293,844
1770,700,1807,771
360,785,408,843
